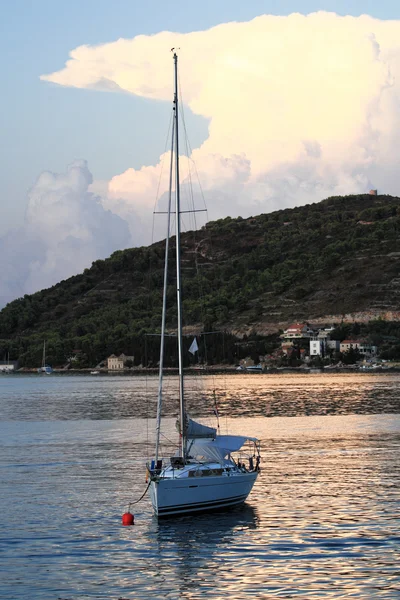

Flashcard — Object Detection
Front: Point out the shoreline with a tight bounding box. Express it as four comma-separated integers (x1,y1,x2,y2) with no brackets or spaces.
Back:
8,366,400,375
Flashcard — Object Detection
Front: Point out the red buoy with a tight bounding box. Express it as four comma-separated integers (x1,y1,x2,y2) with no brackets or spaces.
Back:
122,511,134,526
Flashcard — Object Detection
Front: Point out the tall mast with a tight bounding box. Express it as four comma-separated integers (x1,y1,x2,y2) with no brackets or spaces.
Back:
154,115,175,463
173,51,186,458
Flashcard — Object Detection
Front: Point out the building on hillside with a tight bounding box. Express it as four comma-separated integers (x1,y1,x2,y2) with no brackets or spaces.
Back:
316,327,335,340
359,342,378,356
107,353,134,370
340,340,377,356
327,340,340,352
281,323,315,340
310,340,326,357
309,327,337,356
281,323,316,356
340,340,359,353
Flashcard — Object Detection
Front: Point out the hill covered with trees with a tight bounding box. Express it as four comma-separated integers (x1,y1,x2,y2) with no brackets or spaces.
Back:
1,193,400,367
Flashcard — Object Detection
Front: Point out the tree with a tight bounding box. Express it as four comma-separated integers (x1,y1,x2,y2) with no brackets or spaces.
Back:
341,346,361,365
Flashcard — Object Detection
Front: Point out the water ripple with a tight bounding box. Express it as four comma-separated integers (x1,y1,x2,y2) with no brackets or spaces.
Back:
0,375,399,598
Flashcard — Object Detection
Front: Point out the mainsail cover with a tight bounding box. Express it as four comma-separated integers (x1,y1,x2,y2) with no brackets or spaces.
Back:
187,417,216,438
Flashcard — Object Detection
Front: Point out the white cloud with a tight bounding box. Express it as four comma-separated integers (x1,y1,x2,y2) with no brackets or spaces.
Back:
41,11,400,224
3,11,400,307
0,161,130,307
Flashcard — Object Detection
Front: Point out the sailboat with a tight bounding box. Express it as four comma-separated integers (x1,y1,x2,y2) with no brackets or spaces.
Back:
37,341,52,374
147,51,261,518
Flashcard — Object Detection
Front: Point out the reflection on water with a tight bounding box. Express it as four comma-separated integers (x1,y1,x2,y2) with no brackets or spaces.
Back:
0,375,399,598
1,372,400,421
148,504,260,598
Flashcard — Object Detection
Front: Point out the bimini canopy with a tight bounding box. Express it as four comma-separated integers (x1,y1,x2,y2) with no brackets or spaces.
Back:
187,435,259,463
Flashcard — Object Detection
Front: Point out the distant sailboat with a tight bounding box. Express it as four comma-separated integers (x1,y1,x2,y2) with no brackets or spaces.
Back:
37,341,52,374
146,52,261,518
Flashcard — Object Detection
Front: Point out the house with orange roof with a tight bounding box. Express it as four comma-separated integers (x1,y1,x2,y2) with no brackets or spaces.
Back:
281,323,315,339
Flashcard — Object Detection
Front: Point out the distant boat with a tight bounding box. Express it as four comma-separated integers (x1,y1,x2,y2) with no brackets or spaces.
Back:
246,364,263,373
37,341,52,374
90,370,100,375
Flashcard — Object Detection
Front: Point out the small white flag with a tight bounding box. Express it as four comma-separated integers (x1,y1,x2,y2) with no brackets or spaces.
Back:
189,337,199,355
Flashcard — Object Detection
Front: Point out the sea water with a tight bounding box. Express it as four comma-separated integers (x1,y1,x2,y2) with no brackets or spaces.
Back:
0,373,399,599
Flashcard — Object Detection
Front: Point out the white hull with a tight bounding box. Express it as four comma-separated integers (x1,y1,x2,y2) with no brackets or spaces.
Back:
150,471,258,517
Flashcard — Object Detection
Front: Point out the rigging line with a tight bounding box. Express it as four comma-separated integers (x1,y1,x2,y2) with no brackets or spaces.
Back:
177,75,199,233
177,74,208,338
155,111,175,463
151,108,174,245
146,108,175,379
177,65,221,419
177,78,210,387
177,76,201,238
177,76,208,223
159,431,180,446
177,75,215,286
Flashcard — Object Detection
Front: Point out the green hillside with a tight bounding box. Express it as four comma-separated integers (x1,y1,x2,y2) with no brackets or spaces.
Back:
1,193,400,367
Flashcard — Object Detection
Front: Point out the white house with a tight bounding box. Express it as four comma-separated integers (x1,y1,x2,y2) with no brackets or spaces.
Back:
310,340,325,356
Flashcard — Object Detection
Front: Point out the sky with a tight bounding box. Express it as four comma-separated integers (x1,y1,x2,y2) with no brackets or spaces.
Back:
1,0,400,306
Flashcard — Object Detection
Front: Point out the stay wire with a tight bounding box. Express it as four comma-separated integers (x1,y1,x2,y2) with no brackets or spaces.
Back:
151,109,174,244
178,72,209,392
145,109,174,451
178,70,220,422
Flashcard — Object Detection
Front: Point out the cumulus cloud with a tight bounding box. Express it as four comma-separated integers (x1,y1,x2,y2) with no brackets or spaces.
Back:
41,11,400,222
0,161,130,307
4,11,400,306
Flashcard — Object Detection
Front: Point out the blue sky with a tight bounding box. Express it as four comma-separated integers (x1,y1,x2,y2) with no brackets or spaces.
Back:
1,0,398,235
